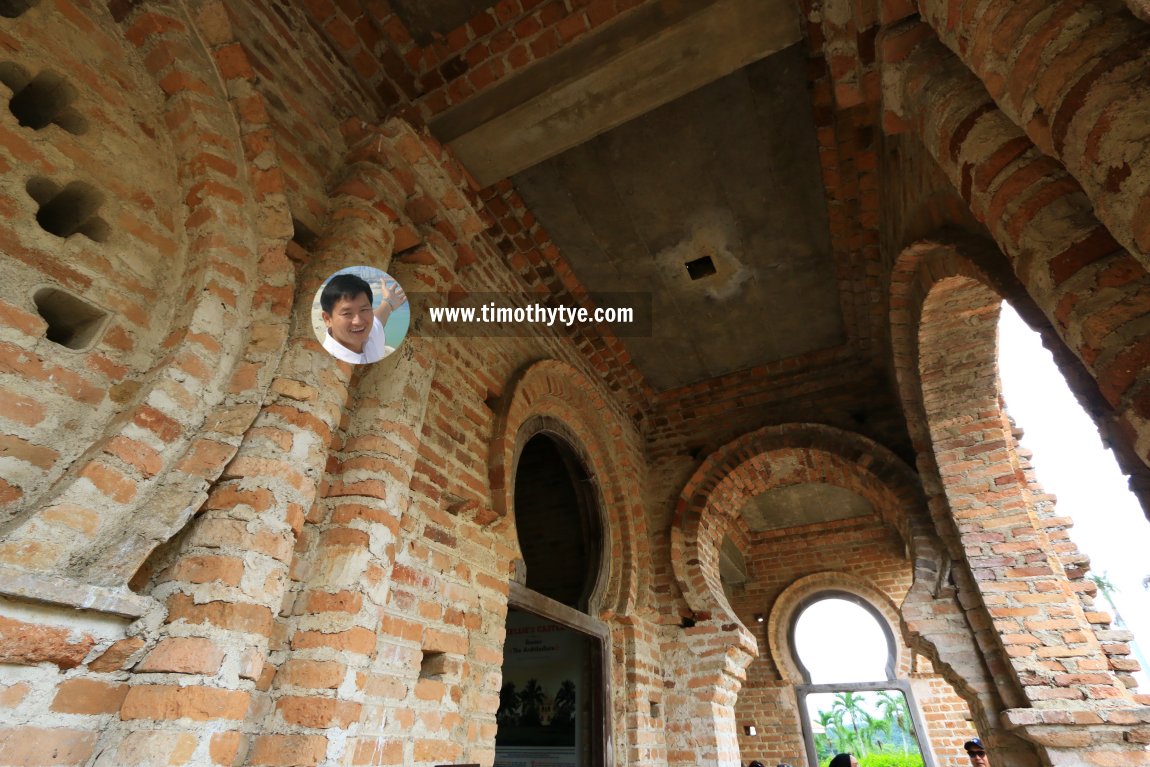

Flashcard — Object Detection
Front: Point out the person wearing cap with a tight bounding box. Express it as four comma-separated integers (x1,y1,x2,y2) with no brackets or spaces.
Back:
964,737,989,765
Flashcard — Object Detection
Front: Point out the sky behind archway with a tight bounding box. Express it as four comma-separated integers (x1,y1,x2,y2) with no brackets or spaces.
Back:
998,303,1150,691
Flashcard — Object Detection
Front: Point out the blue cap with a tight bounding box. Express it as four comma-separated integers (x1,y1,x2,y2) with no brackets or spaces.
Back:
964,737,985,752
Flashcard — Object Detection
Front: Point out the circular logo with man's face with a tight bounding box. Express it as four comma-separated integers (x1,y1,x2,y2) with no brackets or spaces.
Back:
312,266,409,364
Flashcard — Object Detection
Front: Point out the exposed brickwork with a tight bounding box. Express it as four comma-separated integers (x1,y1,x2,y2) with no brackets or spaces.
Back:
888,238,1150,765
2,2,1149,767
0,0,295,606
737,567,976,766
299,0,644,123
661,423,977,766
883,24,1150,483
916,0,1150,268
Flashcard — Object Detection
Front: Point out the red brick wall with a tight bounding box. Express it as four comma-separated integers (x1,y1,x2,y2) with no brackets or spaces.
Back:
3,2,1150,767
0,0,185,526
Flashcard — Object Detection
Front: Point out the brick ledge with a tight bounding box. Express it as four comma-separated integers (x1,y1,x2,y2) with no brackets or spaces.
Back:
0,566,154,618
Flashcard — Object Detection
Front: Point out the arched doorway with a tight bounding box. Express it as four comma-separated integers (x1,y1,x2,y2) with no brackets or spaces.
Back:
496,431,611,767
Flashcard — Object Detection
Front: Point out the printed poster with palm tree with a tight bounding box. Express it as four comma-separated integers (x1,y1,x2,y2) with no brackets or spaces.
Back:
495,611,586,767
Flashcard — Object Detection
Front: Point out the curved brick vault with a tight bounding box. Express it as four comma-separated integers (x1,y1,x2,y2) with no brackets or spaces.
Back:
670,422,925,625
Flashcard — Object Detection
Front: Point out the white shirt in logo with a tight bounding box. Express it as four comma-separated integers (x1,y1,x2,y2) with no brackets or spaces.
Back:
322,317,392,364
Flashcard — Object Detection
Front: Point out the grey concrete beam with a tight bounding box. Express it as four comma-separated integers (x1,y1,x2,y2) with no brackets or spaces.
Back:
430,0,802,187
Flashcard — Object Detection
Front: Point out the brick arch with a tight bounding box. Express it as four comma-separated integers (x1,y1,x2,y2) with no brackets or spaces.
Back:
767,572,907,686
886,27,1150,485
890,237,1143,766
670,423,924,626
664,423,924,767
491,358,647,618
0,0,293,608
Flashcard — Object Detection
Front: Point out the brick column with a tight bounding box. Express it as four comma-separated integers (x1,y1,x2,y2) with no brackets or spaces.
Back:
251,336,438,766
902,516,1043,767
101,169,392,765
882,21,1150,482
663,629,756,767
915,0,1150,266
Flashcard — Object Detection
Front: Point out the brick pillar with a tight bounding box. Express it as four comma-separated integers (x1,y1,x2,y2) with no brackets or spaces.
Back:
914,0,1150,266
253,337,438,766
882,21,1150,482
100,169,393,765
663,628,756,767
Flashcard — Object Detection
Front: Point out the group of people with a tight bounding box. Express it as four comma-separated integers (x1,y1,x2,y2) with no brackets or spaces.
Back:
746,735,989,767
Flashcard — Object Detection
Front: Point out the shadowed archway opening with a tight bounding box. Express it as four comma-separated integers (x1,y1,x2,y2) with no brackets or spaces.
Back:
513,433,602,610
498,430,611,767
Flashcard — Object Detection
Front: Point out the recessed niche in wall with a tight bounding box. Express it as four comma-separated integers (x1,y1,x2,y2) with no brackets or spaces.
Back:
290,217,319,249
26,178,109,242
32,287,109,350
1,67,88,134
0,0,39,18
419,650,447,680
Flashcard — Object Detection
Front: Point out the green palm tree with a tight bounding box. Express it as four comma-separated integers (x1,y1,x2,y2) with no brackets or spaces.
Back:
831,692,872,756
825,707,850,753
864,713,894,754
814,710,838,759
875,690,912,754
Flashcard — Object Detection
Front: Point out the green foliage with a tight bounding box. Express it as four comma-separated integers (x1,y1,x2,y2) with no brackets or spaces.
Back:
860,754,926,767
810,690,923,764
820,754,924,767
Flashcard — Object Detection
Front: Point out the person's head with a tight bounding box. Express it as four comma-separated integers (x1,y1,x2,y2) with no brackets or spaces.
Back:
747,761,766,767
829,754,858,767
321,274,374,353
964,737,989,765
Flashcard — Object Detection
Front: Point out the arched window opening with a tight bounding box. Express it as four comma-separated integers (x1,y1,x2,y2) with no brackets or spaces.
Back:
793,596,892,684
513,433,602,611
998,302,1150,691
502,428,611,767
792,593,933,767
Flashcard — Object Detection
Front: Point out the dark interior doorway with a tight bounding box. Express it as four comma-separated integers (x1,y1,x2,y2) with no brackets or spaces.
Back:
495,605,604,767
513,433,601,611
496,431,611,767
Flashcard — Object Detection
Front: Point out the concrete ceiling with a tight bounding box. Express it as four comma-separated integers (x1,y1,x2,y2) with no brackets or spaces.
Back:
510,47,843,390
739,483,874,532
428,0,847,391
